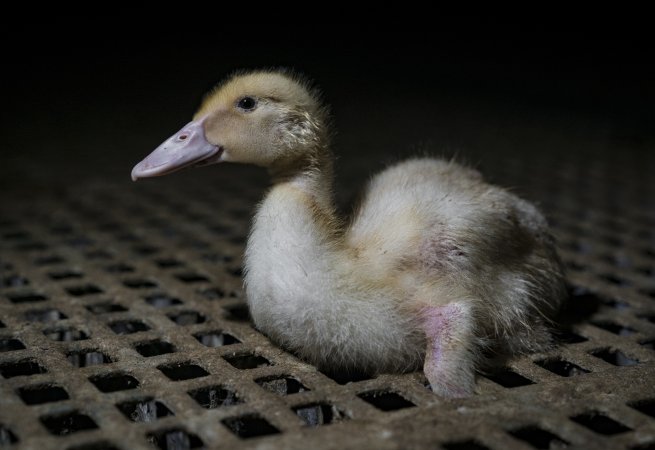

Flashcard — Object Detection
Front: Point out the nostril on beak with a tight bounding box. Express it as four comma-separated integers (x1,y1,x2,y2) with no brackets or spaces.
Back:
178,134,188,141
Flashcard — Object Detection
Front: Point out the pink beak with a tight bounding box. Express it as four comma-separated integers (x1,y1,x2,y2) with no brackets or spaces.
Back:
131,118,222,181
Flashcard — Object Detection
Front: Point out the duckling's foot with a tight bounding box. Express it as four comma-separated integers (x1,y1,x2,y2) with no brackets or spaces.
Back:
421,302,476,398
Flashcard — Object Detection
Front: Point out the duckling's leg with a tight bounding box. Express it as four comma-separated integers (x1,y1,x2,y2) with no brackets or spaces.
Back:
421,302,477,398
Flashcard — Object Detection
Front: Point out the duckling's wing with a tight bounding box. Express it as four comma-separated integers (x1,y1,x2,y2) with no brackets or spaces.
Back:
345,158,488,270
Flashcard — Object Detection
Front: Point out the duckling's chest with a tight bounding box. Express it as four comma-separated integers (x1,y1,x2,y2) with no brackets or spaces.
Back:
243,192,341,325
244,259,424,372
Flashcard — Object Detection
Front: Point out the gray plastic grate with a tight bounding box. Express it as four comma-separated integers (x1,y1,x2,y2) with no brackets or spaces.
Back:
1,148,655,450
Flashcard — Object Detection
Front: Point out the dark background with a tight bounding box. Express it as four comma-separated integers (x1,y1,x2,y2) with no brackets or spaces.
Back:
2,20,653,195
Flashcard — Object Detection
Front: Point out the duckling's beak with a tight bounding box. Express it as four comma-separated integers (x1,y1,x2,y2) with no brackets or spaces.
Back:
131,119,223,181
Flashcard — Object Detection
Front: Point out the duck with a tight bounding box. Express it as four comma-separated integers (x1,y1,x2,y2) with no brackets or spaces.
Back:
131,69,567,398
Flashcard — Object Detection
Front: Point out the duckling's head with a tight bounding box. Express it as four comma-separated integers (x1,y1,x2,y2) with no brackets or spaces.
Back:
131,70,328,181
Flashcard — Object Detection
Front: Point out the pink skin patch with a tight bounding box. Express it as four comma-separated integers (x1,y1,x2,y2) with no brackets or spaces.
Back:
419,235,466,272
420,303,472,398
421,303,464,340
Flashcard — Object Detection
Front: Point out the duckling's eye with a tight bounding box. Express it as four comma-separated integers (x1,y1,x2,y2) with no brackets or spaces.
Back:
237,96,257,111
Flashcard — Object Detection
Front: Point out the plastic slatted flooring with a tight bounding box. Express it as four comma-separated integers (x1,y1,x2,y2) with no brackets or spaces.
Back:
1,151,654,450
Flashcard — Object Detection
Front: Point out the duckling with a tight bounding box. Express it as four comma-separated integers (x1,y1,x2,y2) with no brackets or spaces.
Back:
131,70,566,398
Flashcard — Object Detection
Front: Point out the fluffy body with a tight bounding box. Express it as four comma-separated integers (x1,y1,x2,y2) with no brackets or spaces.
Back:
246,157,565,393
134,70,567,397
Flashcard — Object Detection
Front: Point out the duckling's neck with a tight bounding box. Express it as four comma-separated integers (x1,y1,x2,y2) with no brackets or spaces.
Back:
268,149,336,214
